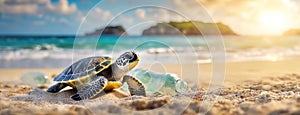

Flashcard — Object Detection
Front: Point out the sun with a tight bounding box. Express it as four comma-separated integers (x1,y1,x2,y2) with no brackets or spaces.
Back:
258,11,288,35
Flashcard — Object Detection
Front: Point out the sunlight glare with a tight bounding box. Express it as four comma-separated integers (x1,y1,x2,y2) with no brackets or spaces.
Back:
258,11,288,34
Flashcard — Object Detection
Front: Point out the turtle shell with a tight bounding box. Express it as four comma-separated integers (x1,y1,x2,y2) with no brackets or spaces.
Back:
53,56,112,82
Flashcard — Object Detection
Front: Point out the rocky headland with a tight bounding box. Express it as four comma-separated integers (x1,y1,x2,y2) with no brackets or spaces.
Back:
85,25,128,36
142,21,237,36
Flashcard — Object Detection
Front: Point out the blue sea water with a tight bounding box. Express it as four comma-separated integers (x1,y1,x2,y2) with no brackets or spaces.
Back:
0,35,208,51
1,35,300,68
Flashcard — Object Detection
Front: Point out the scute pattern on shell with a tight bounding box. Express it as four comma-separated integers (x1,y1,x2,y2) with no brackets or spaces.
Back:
53,56,112,82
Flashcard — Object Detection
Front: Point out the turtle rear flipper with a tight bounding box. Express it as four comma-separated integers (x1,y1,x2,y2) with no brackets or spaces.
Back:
47,83,68,93
122,75,146,96
71,77,108,101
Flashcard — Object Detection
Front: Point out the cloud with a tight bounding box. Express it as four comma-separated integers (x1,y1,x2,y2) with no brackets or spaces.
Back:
46,0,77,14
0,0,39,14
77,7,112,34
135,9,146,19
133,8,186,23
0,0,77,15
169,0,212,21
119,16,134,24
93,8,111,20
83,7,111,23
168,0,300,35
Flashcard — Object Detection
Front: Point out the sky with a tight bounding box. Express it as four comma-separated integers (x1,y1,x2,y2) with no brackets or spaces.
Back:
0,0,300,35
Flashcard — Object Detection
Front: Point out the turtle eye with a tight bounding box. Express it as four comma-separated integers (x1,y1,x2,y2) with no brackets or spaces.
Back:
124,52,133,59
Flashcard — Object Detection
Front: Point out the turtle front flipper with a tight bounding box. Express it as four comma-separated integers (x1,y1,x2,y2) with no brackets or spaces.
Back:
71,77,108,101
47,83,68,93
122,75,146,96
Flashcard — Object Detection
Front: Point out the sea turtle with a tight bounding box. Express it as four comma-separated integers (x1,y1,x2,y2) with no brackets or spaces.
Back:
47,51,146,101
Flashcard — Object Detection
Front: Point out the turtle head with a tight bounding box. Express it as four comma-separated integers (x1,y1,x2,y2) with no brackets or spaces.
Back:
115,51,139,71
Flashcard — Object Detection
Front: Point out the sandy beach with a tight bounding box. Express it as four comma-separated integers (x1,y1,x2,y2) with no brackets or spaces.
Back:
0,58,299,115
2,0,300,114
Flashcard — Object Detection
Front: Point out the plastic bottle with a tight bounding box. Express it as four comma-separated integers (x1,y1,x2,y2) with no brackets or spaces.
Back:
121,68,188,96
21,72,48,86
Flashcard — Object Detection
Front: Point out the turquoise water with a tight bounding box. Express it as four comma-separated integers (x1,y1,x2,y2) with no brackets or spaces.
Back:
0,35,209,51
1,35,300,68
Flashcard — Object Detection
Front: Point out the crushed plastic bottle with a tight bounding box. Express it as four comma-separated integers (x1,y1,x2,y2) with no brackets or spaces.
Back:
121,68,188,96
21,72,49,86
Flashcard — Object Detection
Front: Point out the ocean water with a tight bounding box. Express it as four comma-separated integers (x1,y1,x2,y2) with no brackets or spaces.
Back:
0,35,300,68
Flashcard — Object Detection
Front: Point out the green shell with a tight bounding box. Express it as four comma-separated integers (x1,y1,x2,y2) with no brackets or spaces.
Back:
53,56,112,83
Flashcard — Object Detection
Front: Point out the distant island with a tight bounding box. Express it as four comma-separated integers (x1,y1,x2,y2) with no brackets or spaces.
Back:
283,29,300,35
85,21,237,36
142,21,237,36
85,25,128,36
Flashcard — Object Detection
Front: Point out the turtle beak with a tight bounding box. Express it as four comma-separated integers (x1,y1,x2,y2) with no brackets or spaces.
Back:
128,54,139,70
129,60,138,70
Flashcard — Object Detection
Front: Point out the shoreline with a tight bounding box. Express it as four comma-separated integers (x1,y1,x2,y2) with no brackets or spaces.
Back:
1,59,300,86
